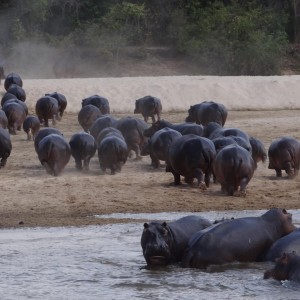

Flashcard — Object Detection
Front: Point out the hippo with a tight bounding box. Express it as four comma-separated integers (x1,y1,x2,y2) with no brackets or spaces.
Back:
6,84,26,102
212,136,239,153
4,72,23,91
1,92,17,107
0,128,12,167
22,115,41,140
45,92,67,118
0,65,5,85
213,144,256,196
2,102,27,134
141,215,212,266
37,134,71,176
182,208,296,269
185,101,228,126
35,96,60,127
97,134,128,174
134,95,162,123
264,252,300,282
144,119,203,138
249,136,267,166
89,115,118,140
268,137,300,178
81,95,110,114
0,110,8,129
142,127,182,168
78,104,102,132
114,116,148,160
3,98,28,115
265,228,300,261
203,122,250,143
34,128,63,152
69,132,96,170
166,134,216,188
96,127,124,145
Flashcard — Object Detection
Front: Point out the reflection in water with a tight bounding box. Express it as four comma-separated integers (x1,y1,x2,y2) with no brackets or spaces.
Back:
0,210,300,299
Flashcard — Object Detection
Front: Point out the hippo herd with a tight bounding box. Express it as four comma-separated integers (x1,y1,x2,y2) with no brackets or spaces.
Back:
1,71,300,286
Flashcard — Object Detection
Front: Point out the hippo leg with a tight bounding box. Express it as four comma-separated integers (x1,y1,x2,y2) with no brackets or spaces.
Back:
275,168,282,177
83,158,91,171
143,116,149,123
204,172,212,188
172,172,181,186
42,161,54,175
194,169,207,190
132,144,142,160
284,162,294,177
157,113,161,121
0,157,7,167
151,115,156,123
44,119,49,127
151,156,160,168
27,132,32,141
52,117,56,126
75,158,83,170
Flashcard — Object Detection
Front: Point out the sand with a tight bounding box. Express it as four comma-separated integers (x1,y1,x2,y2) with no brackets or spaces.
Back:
1,75,300,228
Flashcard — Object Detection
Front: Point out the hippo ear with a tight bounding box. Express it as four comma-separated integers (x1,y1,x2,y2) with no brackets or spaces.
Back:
282,208,287,214
162,222,167,227
143,223,149,229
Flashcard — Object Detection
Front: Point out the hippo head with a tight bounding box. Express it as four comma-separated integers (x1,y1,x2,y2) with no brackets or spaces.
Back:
185,106,195,122
134,100,140,114
141,222,173,266
143,120,170,137
203,122,222,138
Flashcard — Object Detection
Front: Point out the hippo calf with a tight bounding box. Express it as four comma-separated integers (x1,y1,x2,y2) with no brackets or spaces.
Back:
0,128,12,167
23,115,40,140
264,252,300,282
268,136,300,178
141,215,212,266
134,95,162,123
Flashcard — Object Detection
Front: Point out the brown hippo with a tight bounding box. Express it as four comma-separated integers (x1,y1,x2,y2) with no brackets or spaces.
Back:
89,115,118,140
6,84,26,102
141,215,212,266
166,134,216,188
134,95,162,123
45,92,67,118
144,119,204,138
81,95,110,114
0,128,12,168
78,104,102,132
264,252,300,282
114,116,148,160
37,134,71,176
268,136,300,178
182,208,296,269
185,101,228,126
22,115,41,140
34,128,63,153
0,110,8,129
213,144,256,196
35,96,60,127
2,102,27,134
4,72,23,91
69,132,96,170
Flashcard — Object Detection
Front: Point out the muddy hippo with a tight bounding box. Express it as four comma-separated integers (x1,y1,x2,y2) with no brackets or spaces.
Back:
22,115,41,140
69,132,96,171
182,208,296,269
185,101,228,126
89,115,118,140
35,96,60,127
114,117,148,160
4,72,23,91
213,144,256,196
0,65,5,85
0,128,12,167
78,104,102,132
141,215,212,266
2,102,27,134
0,110,8,129
6,84,26,102
34,128,63,152
265,228,300,261
264,252,300,282
97,134,128,174
144,119,203,138
142,127,182,168
81,95,110,114
166,134,216,188
268,137,300,178
1,92,17,107
134,95,162,123
45,92,67,118
37,134,71,176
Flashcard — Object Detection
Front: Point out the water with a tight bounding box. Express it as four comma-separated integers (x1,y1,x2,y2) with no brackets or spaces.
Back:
1,210,300,300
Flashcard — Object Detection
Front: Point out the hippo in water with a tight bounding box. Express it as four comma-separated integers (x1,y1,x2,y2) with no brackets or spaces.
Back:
0,128,12,168
185,101,228,126
134,95,162,123
268,136,300,178
213,144,256,196
81,95,110,114
37,134,71,176
69,132,96,171
22,115,40,140
141,215,212,266
35,96,60,127
264,252,300,282
182,208,296,269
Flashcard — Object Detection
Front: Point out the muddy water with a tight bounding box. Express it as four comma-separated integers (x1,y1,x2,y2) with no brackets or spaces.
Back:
1,210,300,300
